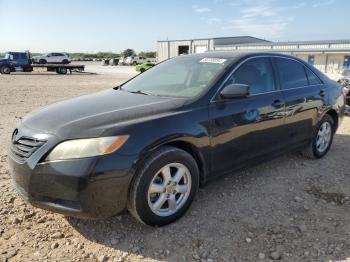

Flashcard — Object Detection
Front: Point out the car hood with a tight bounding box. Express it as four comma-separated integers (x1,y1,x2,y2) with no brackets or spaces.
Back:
0,58,8,64
21,89,186,139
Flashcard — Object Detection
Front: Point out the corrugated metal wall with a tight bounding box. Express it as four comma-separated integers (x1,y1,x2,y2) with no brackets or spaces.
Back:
157,39,214,62
157,42,170,62
157,38,350,79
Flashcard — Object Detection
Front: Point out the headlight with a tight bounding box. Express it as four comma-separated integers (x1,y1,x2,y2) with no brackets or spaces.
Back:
46,135,129,161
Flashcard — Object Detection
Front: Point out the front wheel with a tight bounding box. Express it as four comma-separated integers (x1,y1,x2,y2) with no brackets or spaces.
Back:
0,65,11,74
39,59,47,64
128,146,199,226
301,114,335,159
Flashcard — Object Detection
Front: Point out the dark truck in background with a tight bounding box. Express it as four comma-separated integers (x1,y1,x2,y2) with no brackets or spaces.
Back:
0,52,84,75
338,69,350,115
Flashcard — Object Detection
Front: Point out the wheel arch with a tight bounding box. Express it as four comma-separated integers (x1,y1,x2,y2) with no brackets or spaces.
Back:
324,109,339,131
163,140,207,185
134,137,209,186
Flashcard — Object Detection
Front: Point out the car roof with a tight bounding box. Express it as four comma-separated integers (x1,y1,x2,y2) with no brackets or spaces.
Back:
185,51,301,61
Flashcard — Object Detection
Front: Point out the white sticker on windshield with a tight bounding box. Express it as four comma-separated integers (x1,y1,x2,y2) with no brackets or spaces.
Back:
200,58,227,64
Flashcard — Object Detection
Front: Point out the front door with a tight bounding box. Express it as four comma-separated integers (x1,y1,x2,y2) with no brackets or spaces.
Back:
9,53,28,70
209,57,286,175
46,53,54,63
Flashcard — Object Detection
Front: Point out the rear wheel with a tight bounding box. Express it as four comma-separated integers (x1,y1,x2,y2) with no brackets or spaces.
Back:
0,65,11,74
301,114,335,159
62,59,69,64
56,67,67,74
128,146,199,226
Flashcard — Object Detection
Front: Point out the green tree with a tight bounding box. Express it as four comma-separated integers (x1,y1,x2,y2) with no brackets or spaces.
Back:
121,49,136,57
138,51,156,58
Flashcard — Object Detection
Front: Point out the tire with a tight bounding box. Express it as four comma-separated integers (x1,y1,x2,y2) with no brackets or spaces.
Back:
62,59,69,64
39,59,47,64
301,114,335,159
127,146,199,226
132,61,137,66
0,66,11,74
56,67,67,74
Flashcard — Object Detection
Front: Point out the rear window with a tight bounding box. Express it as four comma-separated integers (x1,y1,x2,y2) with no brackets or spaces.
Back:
275,58,308,89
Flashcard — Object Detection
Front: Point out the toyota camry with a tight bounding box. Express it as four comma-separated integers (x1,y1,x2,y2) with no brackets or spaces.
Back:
8,52,346,226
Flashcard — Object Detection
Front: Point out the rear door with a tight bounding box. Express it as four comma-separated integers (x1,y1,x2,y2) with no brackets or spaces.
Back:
272,57,326,145
50,53,60,63
209,57,287,175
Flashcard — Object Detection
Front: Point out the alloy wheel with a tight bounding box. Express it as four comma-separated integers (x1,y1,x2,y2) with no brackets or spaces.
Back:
316,121,332,153
147,163,192,217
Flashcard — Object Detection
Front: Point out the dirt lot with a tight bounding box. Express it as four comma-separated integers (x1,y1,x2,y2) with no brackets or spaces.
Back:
1,66,350,262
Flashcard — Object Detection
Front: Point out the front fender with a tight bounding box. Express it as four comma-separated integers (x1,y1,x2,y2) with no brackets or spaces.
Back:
111,106,211,181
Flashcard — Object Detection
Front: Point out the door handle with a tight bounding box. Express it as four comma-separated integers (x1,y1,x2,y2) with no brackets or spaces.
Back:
271,99,284,108
319,90,326,97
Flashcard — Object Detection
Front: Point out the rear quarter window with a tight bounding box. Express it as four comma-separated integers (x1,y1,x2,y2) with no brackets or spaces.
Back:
275,58,308,89
305,67,322,85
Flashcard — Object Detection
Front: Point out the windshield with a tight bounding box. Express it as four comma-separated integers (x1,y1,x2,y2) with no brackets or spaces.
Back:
121,56,230,98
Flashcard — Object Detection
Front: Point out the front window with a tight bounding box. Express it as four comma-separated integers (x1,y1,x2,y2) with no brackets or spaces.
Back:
121,56,230,98
225,57,276,95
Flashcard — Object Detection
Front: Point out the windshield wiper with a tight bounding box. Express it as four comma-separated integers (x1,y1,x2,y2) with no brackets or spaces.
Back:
129,90,150,95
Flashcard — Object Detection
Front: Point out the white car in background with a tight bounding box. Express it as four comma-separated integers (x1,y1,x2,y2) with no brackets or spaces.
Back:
32,53,71,64
124,56,148,65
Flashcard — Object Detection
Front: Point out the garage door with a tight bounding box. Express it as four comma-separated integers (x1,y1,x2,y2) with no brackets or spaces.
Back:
195,46,207,54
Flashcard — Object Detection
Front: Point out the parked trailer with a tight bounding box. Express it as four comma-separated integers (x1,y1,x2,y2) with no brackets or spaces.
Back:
0,52,84,75
31,64,85,74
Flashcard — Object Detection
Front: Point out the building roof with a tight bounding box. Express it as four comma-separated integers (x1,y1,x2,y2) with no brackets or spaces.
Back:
157,35,270,43
216,39,350,47
176,51,298,60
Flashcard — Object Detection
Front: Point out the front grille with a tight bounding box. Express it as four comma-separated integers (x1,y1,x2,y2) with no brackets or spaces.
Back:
10,136,46,162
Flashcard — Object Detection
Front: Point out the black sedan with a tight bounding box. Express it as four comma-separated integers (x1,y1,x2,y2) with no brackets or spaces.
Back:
8,52,347,226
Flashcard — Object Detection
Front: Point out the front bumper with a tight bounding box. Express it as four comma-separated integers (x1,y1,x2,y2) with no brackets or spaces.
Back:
8,130,136,219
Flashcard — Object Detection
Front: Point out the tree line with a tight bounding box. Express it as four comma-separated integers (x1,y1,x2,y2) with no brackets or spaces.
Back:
1,49,156,59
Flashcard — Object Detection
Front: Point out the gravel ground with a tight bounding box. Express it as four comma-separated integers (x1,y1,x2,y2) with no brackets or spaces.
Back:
0,66,350,262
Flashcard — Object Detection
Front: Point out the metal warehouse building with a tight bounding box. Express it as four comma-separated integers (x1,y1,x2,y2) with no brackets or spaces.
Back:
157,36,350,80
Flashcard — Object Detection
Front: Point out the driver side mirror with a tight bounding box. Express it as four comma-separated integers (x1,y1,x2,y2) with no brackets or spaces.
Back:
220,83,250,99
